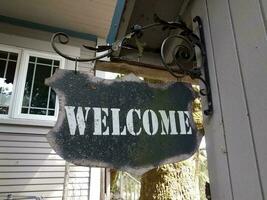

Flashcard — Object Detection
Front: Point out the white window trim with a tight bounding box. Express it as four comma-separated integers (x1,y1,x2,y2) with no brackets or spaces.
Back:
13,49,65,121
0,44,65,123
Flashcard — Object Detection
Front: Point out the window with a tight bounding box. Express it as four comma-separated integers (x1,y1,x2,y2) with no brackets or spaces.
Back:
0,45,64,121
0,49,18,115
21,55,59,117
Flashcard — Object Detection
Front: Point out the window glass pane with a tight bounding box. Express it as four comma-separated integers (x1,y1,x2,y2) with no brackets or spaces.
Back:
6,61,16,83
22,56,60,116
37,57,52,65
49,90,56,109
29,56,36,62
9,53,18,61
54,60,60,66
48,66,59,110
0,51,8,59
22,63,34,109
21,107,28,114
30,108,47,115
0,60,6,77
0,51,18,115
31,64,50,108
48,110,55,115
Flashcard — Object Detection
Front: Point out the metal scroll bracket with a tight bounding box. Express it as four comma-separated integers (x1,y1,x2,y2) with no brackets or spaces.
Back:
50,15,213,116
193,16,213,116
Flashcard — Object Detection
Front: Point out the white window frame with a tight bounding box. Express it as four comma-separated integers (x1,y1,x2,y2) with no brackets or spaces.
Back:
0,44,22,119
0,44,65,122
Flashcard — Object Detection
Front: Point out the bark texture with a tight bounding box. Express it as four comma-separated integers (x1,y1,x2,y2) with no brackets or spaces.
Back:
140,160,196,200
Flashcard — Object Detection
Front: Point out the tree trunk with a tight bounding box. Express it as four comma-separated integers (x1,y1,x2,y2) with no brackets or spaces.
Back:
139,90,203,200
140,159,197,200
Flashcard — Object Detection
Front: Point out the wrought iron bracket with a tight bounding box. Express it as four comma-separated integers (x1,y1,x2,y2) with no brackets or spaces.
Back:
51,15,213,115
193,16,213,116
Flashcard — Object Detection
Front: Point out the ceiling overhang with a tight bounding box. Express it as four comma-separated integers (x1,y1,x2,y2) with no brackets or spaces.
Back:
0,0,123,42
116,0,192,50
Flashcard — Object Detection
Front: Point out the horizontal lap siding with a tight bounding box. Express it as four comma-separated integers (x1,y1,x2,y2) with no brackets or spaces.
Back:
0,24,95,199
0,132,90,199
78,48,96,73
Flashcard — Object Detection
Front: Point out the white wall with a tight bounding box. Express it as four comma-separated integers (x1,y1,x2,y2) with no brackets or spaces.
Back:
191,0,267,199
0,23,99,199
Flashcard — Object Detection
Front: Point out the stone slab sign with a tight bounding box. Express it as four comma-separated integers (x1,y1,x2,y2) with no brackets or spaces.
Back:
45,69,202,175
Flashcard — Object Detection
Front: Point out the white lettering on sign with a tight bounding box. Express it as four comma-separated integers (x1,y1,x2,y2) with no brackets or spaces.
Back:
65,106,90,135
143,110,159,135
159,110,178,135
111,108,126,135
64,106,193,136
126,109,141,136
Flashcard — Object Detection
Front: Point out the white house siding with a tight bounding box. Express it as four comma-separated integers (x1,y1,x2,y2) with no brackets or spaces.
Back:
0,131,91,200
190,0,267,199
0,23,97,199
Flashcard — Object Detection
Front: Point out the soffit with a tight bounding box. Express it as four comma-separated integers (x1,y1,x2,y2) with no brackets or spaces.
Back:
120,0,191,50
0,0,117,38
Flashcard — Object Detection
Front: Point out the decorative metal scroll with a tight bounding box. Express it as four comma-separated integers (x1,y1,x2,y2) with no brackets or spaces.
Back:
51,15,213,115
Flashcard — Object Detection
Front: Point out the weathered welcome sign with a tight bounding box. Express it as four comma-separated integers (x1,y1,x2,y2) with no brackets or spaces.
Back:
46,69,202,175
